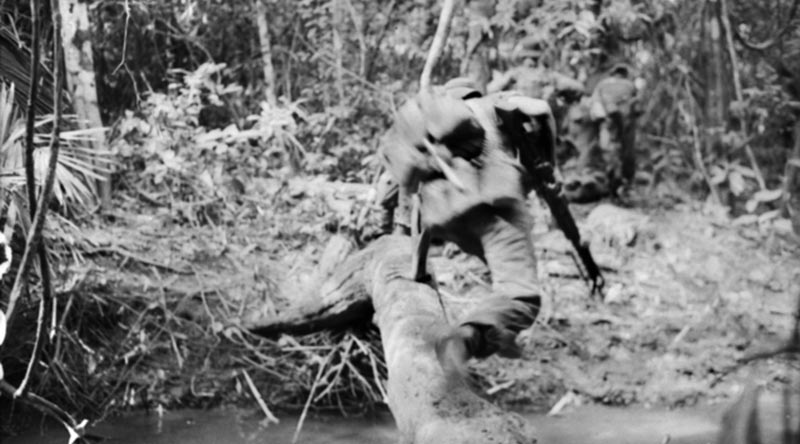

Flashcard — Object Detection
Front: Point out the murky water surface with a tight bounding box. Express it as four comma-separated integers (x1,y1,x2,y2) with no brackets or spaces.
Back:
7,394,797,444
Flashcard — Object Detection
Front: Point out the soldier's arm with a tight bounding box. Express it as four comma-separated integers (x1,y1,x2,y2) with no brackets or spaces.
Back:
496,95,558,181
496,95,605,296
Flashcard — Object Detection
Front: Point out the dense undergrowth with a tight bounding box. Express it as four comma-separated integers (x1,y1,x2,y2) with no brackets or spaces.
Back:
2,148,391,423
1,0,800,432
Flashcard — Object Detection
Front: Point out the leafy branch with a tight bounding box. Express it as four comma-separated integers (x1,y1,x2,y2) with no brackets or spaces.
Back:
729,0,799,51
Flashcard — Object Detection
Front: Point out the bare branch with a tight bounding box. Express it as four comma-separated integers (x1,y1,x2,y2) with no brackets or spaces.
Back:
420,0,457,91
24,0,41,212
254,0,277,105
111,0,131,76
343,0,367,77
331,0,346,104
7,0,56,399
719,0,766,190
5,0,66,365
0,380,82,429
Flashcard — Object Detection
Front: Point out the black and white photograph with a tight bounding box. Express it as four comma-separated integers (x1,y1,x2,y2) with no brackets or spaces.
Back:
1,0,799,442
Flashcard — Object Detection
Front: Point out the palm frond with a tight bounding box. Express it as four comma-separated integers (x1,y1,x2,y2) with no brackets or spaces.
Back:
0,91,110,210
0,82,18,146
0,26,56,115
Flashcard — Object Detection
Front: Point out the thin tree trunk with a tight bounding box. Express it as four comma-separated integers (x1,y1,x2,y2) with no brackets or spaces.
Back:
7,0,65,365
254,0,277,105
718,0,766,190
59,0,110,208
343,0,367,78
284,20,301,103
16,0,55,399
706,0,728,131
331,0,345,104
684,81,723,206
785,121,800,235
420,0,456,91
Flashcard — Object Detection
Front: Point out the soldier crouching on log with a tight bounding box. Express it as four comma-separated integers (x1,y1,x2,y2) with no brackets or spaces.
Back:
376,78,599,377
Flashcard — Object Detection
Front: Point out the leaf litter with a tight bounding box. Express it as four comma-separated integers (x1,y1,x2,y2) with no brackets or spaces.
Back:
45,177,800,417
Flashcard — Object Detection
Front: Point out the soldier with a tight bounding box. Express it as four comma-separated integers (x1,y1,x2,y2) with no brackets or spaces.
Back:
489,33,585,121
485,35,590,180
377,78,601,375
560,65,641,202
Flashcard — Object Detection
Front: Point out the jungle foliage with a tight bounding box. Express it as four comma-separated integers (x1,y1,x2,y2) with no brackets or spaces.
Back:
0,0,799,432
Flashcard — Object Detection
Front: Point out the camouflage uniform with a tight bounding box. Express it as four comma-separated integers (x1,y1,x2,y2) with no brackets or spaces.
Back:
488,65,585,133
560,71,640,202
376,81,558,362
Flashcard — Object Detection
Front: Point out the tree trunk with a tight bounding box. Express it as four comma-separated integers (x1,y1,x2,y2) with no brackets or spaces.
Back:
58,0,110,208
254,0,277,105
718,0,766,190
343,0,367,78
248,235,537,444
331,0,346,104
785,121,800,235
705,1,729,136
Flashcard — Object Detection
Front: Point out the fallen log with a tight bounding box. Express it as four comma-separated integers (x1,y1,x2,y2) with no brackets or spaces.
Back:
247,235,374,337
253,234,537,443
365,235,536,444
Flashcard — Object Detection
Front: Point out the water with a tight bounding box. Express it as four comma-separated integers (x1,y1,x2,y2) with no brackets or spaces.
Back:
6,395,796,444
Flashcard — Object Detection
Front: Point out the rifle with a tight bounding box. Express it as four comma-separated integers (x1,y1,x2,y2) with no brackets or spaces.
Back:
498,105,605,297
408,0,456,283
530,163,605,296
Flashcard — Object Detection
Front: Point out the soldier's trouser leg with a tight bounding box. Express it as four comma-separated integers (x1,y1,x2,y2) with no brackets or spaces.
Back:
375,172,399,234
563,123,611,203
434,204,541,374
394,185,414,236
375,172,415,236
600,113,623,188
619,116,637,185
601,112,636,195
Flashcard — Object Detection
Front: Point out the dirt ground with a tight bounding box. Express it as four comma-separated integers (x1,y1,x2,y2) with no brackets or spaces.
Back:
471,197,800,412
70,176,800,413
